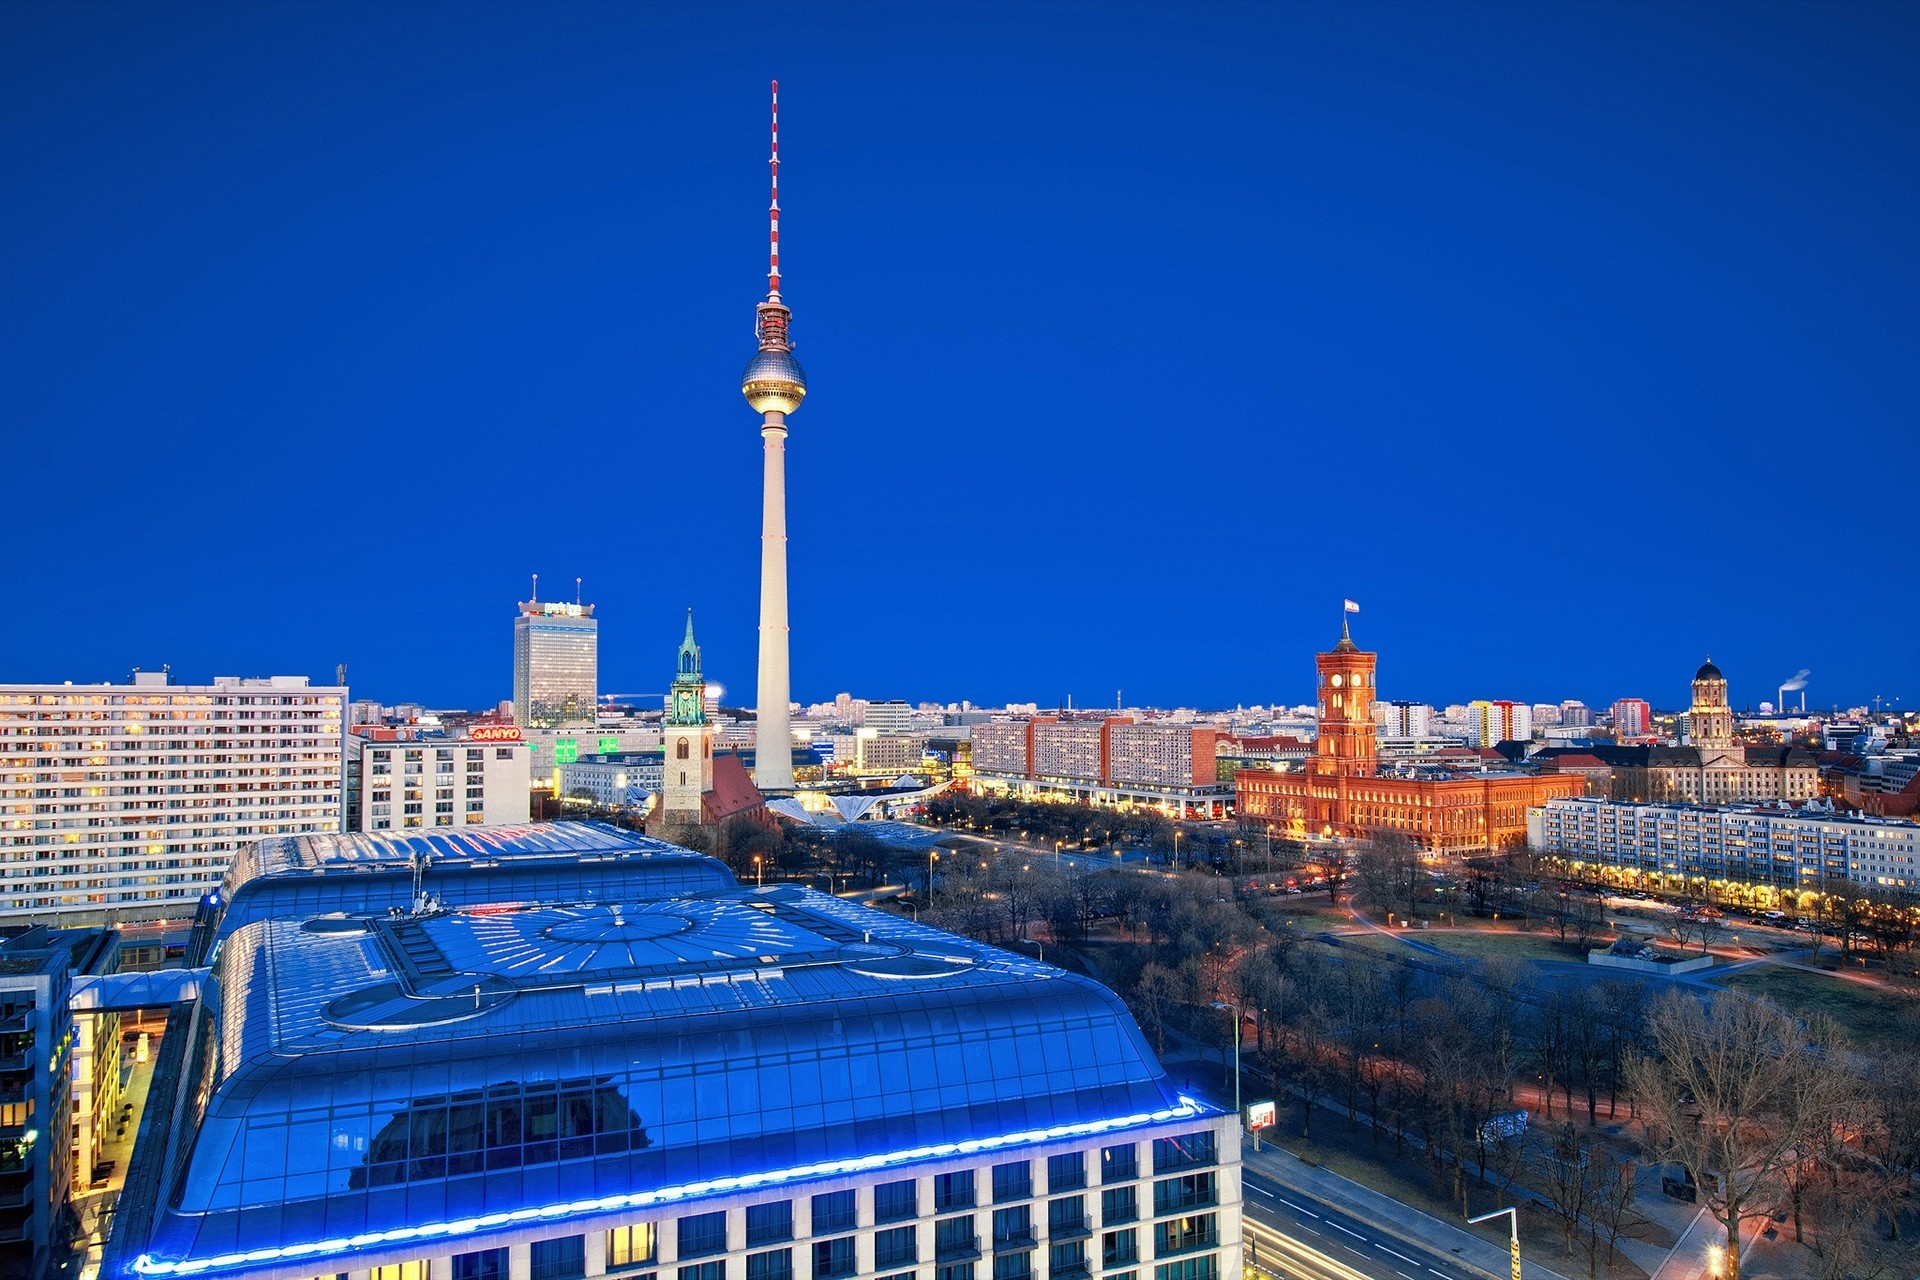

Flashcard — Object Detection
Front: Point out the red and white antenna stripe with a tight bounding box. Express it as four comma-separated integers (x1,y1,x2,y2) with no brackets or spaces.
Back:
768,79,781,298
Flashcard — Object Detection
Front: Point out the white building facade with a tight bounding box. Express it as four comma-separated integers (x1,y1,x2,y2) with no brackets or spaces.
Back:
1531,796,1920,893
0,674,344,920
350,734,531,832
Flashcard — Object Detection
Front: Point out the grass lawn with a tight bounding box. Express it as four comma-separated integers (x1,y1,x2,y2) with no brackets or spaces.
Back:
1716,965,1916,1049
1343,926,1601,966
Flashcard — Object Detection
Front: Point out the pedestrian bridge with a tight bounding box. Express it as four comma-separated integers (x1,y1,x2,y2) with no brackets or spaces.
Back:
70,968,207,1012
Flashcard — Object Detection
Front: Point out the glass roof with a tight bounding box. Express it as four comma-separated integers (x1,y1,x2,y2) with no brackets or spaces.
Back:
145,884,1184,1272
205,822,732,952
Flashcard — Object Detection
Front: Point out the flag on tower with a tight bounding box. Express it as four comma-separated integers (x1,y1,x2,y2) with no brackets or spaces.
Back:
1343,599,1361,614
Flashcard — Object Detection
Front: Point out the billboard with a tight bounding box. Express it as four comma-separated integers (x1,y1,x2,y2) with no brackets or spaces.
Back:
470,724,523,744
1245,1101,1276,1131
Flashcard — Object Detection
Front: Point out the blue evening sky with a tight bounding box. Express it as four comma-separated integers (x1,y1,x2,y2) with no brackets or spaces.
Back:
2,2,1915,714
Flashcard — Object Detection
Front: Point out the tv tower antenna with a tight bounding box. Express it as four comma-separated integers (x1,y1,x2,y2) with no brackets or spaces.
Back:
769,79,781,299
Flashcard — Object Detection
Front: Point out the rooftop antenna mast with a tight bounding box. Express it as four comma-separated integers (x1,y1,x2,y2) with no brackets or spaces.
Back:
576,577,582,607
531,573,539,605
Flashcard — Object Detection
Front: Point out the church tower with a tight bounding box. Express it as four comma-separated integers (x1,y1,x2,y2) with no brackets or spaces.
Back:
1688,658,1734,750
1309,618,1379,779
661,611,714,823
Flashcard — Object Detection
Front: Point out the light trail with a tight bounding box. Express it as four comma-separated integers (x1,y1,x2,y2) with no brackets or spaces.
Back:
1243,1213,1381,1280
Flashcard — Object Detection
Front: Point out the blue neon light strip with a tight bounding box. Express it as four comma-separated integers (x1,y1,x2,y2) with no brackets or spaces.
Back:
132,1096,1210,1276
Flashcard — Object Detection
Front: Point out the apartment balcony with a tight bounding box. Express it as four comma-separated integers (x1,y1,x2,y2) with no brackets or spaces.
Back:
992,1230,1038,1254
1046,1216,1092,1241
935,1235,982,1263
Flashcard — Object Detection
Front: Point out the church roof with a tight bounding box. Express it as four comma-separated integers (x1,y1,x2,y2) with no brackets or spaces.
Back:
704,753,767,822
1694,658,1724,681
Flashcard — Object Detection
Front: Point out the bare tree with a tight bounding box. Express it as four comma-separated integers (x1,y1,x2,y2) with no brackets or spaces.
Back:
1587,1157,1646,1272
1131,963,1181,1055
1532,1121,1594,1260
1627,992,1858,1280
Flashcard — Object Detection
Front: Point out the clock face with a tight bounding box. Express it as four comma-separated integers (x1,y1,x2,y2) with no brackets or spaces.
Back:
1330,674,1344,688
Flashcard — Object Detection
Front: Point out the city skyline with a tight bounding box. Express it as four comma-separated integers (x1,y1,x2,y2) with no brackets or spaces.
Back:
4,3,1917,710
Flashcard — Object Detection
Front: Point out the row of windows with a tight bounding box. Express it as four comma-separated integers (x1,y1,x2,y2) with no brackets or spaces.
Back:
341,1212,1219,1280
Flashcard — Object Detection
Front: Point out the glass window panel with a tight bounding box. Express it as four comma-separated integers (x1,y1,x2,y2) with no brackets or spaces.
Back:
992,1162,1032,1204
452,1249,507,1280
1100,1144,1138,1185
811,1190,856,1235
812,1237,856,1280
1046,1154,1086,1194
875,1226,918,1269
680,1211,729,1261
530,1237,586,1280
609,1225,658,1270
747,1201,794,1246
747,1250,794,1280
992,1253,1031,1280
875,1179,919,1224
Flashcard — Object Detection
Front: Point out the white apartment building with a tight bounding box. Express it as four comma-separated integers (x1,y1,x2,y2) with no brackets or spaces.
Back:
861,700,914,734
557,752,665,807
972,722,1029,775
1107,724,1214,789
1465,700,1532,747
0,674,344,920
349,733,531,831
1531,796,1920,893
1372,700,1434,738
852,730,924,776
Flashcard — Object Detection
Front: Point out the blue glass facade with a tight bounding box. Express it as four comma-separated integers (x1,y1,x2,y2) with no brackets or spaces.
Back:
127,867,1214,1280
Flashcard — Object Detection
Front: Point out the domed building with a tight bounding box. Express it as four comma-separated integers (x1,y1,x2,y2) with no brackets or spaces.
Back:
1537,657,1819,805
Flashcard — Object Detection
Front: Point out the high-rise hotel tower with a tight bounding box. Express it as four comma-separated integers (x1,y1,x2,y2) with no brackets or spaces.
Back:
513,576,598,728
742,82,806,791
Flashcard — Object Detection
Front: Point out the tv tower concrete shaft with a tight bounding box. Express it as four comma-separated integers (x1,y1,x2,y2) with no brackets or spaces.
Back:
755,410,793,790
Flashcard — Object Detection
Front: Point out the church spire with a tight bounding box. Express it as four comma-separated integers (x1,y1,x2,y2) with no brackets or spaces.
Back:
668,611,706,726
680,609,700,671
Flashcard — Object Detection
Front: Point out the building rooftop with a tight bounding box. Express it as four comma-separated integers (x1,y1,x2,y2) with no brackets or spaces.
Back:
140,881,1191,1276
201,822,734,959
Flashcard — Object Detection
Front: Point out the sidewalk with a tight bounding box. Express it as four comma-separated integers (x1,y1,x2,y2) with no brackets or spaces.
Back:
1242,1142,1576,1280
1646,1207,1763,1280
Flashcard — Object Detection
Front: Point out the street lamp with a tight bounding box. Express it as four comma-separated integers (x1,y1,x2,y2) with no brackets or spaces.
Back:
928,850,940,901
1467,1207,1521,1280
1209,1000,1245,1131
752,855,764,888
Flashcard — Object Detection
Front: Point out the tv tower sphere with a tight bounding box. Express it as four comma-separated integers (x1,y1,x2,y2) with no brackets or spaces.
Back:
742,343,807,415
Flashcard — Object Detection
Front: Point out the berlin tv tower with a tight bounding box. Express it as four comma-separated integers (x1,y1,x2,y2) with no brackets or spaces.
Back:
742,80,805,792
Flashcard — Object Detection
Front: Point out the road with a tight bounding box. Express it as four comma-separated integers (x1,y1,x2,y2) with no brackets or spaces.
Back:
1241,1168,1488,1280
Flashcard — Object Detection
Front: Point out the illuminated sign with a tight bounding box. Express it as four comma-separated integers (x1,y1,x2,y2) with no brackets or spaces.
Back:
554,739,579,764
1245,1101,1276,1131
469,725,523,744
599,736,621,755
